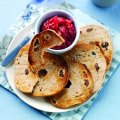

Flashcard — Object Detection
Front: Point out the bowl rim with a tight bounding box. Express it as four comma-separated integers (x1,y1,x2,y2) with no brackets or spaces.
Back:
35,9,80,54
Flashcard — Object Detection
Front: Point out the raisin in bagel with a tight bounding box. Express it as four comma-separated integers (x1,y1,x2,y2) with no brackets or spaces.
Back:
50,62,93,108
78,25,113,70
63,43,107,93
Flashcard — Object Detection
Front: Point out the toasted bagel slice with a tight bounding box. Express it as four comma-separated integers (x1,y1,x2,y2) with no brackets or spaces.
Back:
50,62,93,108
63,43,107,93
15,45,69,96
28,29,64,72
78,25,113,70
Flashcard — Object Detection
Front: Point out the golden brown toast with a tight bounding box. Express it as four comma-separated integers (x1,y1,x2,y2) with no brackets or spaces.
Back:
63,43,107,93
50,62,93,108
78,25,113,70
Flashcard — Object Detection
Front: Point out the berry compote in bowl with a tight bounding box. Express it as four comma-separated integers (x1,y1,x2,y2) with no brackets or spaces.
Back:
35,9,80,54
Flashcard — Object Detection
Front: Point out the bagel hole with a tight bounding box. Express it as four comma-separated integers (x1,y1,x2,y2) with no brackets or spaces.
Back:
38,69,47,78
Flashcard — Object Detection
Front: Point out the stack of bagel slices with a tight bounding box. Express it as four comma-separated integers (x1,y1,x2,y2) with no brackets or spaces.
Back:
14,25,113,108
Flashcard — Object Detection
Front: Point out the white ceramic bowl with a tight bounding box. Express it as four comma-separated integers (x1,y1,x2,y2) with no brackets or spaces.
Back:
35,9,80,54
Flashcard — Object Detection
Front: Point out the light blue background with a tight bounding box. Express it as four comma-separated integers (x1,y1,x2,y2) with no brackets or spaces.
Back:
0,0,120,120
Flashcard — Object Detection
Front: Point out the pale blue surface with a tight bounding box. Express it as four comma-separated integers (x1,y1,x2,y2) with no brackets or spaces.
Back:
0,0,120,120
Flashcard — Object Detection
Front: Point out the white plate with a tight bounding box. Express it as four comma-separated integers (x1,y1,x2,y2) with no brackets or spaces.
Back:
6,24,96,113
